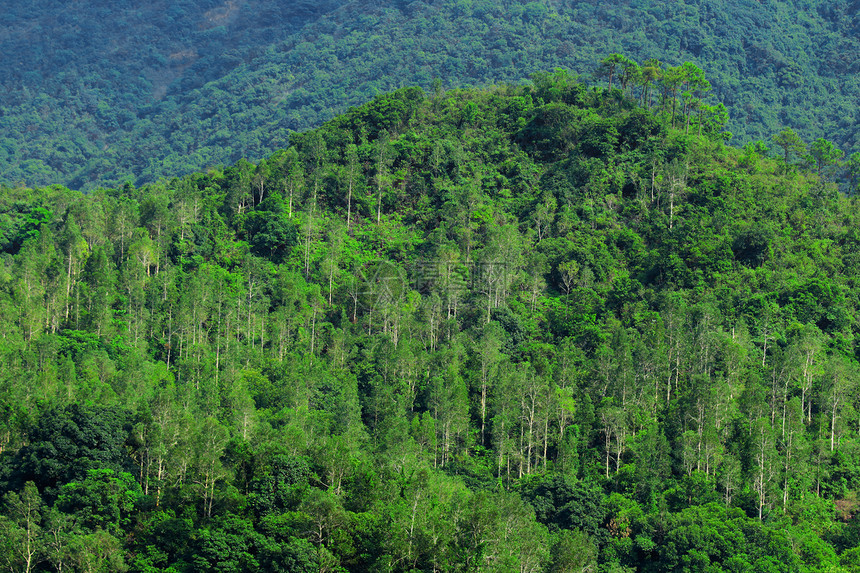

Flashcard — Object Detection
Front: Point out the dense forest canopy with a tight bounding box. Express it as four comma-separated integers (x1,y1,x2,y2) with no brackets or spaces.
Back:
1,0,859,190
2,68,860,571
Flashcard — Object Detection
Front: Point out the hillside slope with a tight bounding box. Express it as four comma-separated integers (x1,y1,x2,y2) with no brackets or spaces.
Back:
1,75,860,571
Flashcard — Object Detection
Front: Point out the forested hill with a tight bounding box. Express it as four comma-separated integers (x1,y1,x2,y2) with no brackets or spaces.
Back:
2,74,860,571
2,0,859,190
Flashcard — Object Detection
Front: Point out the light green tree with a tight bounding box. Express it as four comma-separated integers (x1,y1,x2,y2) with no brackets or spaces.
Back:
0,482,45,573
772,127,807,165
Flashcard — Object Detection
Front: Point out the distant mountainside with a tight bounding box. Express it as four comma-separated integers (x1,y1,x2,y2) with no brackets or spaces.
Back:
1,0,858,189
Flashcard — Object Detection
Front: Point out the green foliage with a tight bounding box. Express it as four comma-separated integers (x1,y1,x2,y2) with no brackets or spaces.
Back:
1,68,860,571
2,0,859,190
57,468,141,534
2,404,134,498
